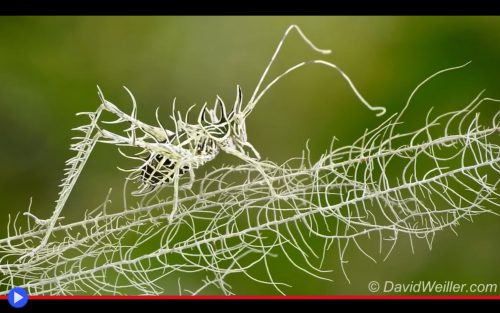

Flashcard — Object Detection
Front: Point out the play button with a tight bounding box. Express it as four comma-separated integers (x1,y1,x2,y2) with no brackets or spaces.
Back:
8,287,28,308
14,292,23,303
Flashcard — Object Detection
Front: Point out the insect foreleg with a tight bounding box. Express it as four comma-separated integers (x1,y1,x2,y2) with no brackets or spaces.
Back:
221,146,278,198
183,165,196,190
242,141,261,160
168,160,188,222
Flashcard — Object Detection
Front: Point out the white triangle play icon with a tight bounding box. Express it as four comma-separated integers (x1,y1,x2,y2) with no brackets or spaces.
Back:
13,291,23,304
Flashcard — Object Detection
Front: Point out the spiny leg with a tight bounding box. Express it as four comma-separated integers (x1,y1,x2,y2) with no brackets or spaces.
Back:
20,107,105,260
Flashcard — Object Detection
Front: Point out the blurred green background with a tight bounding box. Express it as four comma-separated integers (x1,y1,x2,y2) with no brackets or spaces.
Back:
0,16,499,295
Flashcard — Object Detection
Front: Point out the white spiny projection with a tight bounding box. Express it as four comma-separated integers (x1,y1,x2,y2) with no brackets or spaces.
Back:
0,25,498,295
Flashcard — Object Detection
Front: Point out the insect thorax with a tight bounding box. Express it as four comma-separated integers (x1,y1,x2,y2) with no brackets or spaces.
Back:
118,85,248,195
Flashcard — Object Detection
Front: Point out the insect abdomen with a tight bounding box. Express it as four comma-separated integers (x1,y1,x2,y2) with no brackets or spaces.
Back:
139,154,190,189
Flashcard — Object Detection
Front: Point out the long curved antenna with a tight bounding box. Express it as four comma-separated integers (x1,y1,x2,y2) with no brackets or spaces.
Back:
244,24,385,117
250,59,387,117
245,24,331,116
